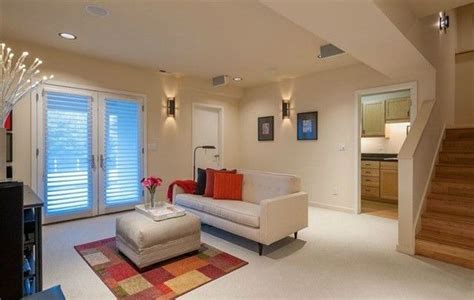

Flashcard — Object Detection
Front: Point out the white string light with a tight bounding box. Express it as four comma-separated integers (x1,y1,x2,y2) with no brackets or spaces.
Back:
0,43,53,126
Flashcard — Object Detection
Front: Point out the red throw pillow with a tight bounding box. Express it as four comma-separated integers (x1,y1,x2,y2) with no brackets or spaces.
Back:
204,169,236,197
213,172,243,201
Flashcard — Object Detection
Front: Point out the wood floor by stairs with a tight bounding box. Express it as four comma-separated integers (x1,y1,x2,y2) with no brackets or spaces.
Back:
416,128,474,270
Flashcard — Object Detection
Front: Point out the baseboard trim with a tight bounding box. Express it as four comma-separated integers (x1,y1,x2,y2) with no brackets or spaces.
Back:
309,201,356,214
396,243,414,255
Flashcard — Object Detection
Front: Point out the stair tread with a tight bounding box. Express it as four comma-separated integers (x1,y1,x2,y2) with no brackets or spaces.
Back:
428,193,474,202
446,127,474,130
440,151,474,154
416,229,474,250
437,163,474,168
432,177,474,184
444,139,474,142
422,211,474,224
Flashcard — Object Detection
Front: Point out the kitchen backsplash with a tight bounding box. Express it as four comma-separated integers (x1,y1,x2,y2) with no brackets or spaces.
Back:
361,122,410,154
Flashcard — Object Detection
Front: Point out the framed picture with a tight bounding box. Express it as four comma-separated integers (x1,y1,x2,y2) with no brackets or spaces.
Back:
297,111,318,140
258,116,274,141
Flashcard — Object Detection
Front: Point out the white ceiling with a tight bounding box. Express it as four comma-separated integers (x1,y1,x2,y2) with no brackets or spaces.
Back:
0,0,360,87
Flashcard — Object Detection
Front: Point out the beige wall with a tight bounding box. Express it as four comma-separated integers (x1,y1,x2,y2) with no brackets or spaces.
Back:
239,8,458,215
455,4,474,126
5,39,242,199
239,64,404,210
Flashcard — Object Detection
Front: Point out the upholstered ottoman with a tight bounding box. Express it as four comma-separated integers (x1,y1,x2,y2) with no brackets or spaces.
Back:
116,211,201,269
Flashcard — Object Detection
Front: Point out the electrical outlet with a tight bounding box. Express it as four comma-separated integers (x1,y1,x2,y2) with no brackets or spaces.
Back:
332,186,339,195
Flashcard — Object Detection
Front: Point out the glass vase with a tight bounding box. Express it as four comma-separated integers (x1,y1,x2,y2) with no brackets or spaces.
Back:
145,191,155,210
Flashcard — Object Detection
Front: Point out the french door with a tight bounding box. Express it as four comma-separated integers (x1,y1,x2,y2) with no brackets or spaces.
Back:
37,86,144,223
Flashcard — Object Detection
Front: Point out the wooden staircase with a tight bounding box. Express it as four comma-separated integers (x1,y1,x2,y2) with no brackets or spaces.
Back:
415,128,474,269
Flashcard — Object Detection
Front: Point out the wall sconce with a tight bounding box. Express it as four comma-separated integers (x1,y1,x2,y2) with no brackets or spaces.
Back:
167,97,175,117
439,11,449,33
282,100,290,119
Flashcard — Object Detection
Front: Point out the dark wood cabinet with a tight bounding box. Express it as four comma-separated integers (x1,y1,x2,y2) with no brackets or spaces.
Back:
0,182,43,299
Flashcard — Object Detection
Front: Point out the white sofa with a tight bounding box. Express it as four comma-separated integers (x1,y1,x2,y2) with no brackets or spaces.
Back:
173,170,308,255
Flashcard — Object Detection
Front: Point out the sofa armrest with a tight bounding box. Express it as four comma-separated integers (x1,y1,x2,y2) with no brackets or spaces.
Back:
172,185,186,204
259,192,308,245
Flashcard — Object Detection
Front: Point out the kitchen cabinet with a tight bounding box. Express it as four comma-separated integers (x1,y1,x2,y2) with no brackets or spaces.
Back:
361,161,380,199
362,100,385,137
385,97,411,122
380,162,398,201
361,160,398,203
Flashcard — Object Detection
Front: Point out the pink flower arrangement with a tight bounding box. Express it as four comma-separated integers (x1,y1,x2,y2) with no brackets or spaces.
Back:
141,176,163,195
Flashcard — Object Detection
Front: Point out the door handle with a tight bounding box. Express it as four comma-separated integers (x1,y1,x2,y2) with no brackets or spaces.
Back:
100,154,105,169
91,155,96,170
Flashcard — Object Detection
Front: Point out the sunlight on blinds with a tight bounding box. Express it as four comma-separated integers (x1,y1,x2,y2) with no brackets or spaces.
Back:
103,99,142,206
44,92,92,215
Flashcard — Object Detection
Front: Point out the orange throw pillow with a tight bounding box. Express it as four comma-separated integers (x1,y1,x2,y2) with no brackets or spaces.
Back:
204,169,236,197
213,172,243,200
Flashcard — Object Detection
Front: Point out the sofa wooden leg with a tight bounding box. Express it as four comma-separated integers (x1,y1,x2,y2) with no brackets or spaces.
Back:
294,232,298,239
258,243,263,256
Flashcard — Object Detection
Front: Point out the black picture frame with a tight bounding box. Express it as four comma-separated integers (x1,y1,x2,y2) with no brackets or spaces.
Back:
258,116,274,141
297,111,318,140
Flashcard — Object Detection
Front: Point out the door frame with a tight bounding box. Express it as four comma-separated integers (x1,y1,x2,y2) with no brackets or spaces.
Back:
31,81,147,223
354,81,417,214
191,103,224,177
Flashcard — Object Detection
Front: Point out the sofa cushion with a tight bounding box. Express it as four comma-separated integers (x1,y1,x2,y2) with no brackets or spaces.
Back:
175,194,260,228
204,169,236,197
213,172,243,200
194,168,207,195
239,170,301,204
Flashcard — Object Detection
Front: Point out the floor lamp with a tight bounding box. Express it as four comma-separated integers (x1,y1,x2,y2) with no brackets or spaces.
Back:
193,145,216,180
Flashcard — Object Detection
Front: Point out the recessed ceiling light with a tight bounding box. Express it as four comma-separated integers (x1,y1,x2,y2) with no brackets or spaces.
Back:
233,77,243,81
85,5,109,17
58,32,77,40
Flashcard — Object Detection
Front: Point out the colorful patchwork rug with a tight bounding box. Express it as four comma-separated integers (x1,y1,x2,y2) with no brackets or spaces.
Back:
74,237,247,299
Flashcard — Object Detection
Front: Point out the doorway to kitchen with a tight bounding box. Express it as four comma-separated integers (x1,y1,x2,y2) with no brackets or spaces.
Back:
355,83,417,220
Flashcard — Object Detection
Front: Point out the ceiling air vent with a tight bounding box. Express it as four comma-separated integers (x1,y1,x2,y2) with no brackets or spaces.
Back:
317,44,345,59
212,75,229,87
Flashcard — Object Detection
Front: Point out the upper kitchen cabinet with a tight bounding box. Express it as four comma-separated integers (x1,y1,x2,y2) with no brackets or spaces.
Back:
362,100,385,137
385,97,411,122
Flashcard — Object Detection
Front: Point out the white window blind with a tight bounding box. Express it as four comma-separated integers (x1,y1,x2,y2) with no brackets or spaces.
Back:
44,92,92,215
103,99,142,207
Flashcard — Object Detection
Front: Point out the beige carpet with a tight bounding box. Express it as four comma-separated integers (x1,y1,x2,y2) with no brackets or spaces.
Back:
43,207,473,299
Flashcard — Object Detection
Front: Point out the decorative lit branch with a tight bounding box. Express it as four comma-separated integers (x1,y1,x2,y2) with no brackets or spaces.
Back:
0,43,53,127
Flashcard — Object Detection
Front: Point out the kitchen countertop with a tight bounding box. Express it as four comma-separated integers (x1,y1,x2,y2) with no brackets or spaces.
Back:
361,153,398,162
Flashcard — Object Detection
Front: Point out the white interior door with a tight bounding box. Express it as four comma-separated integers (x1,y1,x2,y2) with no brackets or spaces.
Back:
98,93,144,214
40,87,98,223
192,104,222,176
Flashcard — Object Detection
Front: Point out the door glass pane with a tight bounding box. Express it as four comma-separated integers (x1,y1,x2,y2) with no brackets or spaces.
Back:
44,92,92,215
103,99,142,207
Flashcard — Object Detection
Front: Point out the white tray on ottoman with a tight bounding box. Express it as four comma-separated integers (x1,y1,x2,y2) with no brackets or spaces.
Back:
135,203,185,221
116,211,201,269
